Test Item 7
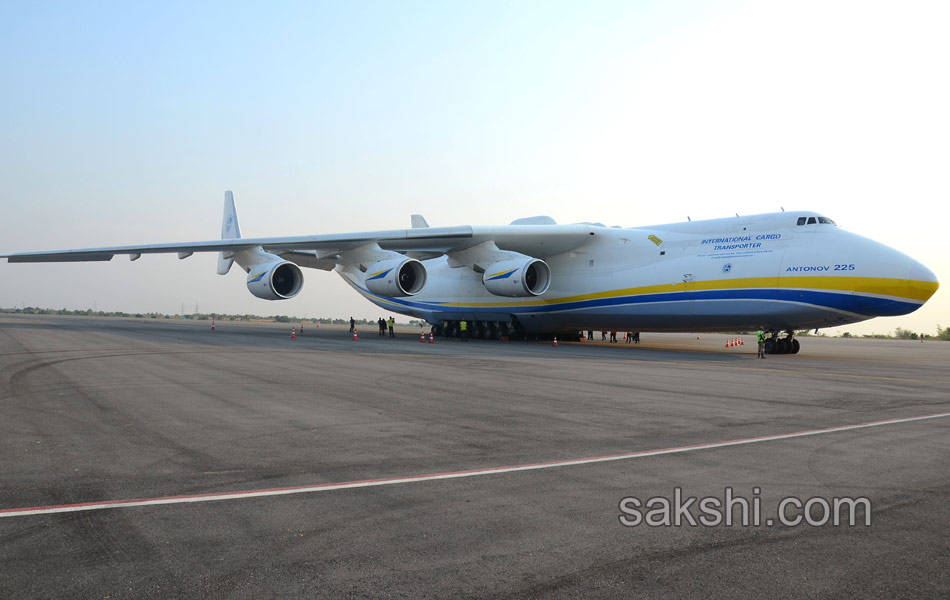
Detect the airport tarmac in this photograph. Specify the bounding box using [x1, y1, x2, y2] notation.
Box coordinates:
[1, 314, 948, 599]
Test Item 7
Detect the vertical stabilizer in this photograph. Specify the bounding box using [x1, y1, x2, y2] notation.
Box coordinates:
[217, 191, 242, 275]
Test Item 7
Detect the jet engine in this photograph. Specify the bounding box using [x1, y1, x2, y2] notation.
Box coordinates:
[246, 260, 304, 300]
[364, 258, 427, 296]
[482, 258, 551, 297]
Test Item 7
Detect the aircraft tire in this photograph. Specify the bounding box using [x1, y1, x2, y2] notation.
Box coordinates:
[791, 338, 801, 354]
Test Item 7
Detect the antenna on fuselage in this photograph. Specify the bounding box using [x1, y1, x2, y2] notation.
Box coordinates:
[687, 216, 691, 221]
[781, 207, 785, 212]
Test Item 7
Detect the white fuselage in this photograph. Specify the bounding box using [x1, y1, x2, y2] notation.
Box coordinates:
[340, 211, 938, 334]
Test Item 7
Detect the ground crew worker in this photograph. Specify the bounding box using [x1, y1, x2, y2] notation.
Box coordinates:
[388, 316, 395, 338]
[757, 330, 767, 359]
[349, 316, 355, 332]
[459, 320, 468, 341]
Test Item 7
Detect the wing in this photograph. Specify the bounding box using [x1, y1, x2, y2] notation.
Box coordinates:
[1, 225, 594, 265]
[1, 192, 594, 269]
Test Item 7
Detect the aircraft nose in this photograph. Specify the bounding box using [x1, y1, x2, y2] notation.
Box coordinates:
[908, 258, 939, 302]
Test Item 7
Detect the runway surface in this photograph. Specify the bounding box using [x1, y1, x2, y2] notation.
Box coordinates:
[1, 315, 948, 598]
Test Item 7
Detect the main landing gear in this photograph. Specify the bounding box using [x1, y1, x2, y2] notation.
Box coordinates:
[763, 330, 800, 355]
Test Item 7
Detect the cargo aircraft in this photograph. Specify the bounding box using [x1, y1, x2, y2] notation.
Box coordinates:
[1, 192, 938, 354]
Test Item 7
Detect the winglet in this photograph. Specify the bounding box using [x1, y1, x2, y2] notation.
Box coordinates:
[411, 214, 429, 229]
[217, 191, 242, 275]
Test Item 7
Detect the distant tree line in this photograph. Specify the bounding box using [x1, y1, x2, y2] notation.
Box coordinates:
[3, 307, 948, 338]
[0, 307, 410, 325]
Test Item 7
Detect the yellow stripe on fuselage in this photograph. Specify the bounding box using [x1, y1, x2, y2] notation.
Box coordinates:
[434, 276, 939, 308]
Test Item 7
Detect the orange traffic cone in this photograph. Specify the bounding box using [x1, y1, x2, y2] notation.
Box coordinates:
[317, 322, 320, 328]
[352, 329, 358, 341]
[211, 319, 215, 331]
[428, 333, 434, 344]
[553, 336, 558, 348]
[291, 327, 296, 339]
[739, 337, 744, 345]
[725, 339, 730, 348]
[300, 324, 304, 334]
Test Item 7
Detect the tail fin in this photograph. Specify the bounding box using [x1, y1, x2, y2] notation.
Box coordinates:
[217, 191, 242, 275]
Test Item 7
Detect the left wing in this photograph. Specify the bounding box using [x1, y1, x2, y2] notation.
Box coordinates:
[1, 193, 593, 266]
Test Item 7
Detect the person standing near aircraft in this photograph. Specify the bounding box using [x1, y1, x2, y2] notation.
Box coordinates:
[459, 320, 468, 341]
[349, 316, 355, 333]
[388, 316, 395, 338]
[378, 317, 386, 336]
[587, 329, 593, 341]
[757, 331, 767, 359]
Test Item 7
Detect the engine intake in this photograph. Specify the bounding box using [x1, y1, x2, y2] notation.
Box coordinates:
[246, 260, 304, 300]
[483, 258, 551, 297]
[365, 258, 427, 297]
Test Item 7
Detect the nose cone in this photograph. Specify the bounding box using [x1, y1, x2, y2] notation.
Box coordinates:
[908, 259, 939, 303]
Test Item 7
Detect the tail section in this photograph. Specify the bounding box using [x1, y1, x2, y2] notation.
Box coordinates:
[217, 191, 242, 275]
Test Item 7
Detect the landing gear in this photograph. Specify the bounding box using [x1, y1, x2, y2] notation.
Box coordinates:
[765, 330, 800, 355]
[437, 320, 511, 340]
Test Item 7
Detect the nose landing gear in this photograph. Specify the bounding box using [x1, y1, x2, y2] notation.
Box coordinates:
[764, 330, 801, 355]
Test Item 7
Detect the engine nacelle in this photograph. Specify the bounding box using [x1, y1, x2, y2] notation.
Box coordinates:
[483, 258, 551, 297]
[365, 258, 427, 297]
[246, 260, 304, 300]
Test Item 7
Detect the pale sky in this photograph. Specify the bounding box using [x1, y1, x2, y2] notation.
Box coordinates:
[1, 0, 947, 335]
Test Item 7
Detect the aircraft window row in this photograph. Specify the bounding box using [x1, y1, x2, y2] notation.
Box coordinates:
[796, 216, 837, 226]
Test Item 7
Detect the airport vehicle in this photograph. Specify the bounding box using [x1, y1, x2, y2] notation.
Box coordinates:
[1, 192, 938, 353]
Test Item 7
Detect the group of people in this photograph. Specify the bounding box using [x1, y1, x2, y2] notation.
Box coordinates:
[588, 330, 640, 343]
[348, 316, 395, 338]
[377, 316, 395, 337]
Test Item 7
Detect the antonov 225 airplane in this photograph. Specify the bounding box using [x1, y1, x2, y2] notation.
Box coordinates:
[1, 192, 939, 354]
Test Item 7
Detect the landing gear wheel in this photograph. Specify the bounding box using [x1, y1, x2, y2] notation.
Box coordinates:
[776, 339, 789, 354]
[764, 339, 776, 354]
[790, 338, 801, 354]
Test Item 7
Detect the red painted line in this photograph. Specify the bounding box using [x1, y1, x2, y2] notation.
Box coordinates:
[2, 411, 948, 518]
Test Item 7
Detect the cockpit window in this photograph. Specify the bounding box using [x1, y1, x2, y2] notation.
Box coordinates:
[807, 217, 816, 224]
[797, 217, 807, 226]
[818, 217, 836, 225]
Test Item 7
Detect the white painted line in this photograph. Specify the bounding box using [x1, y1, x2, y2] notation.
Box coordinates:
[3, 412, 948, 518]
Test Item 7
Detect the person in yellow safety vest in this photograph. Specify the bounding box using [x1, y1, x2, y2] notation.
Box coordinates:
[757, 330, 767, 359]
[388, 316, 395, 338]
[459, 320, 468, 342]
